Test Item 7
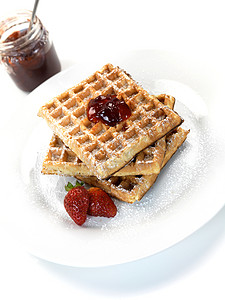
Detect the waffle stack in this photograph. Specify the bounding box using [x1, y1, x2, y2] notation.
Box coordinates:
[38, 64, 189, 203]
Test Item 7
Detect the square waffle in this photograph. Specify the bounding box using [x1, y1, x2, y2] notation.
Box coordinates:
[42, 94, 175, 177]
[76, 127, 190, 203]
[38, 64, 182, 179]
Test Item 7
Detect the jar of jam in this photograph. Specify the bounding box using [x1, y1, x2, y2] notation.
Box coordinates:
[0, 10, 61, 92]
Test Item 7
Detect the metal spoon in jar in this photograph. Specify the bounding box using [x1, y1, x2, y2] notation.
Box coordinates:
[28, 0, 40, 31]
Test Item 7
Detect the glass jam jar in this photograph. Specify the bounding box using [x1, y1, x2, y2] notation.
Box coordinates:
[0, 10, 61, 92]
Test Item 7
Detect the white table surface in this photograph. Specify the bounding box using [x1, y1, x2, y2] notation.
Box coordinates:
[1, 1, 225, 299]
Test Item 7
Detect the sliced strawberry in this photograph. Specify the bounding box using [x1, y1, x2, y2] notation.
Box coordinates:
[88, 187, 117, 218]
[64, 182, 90, 226]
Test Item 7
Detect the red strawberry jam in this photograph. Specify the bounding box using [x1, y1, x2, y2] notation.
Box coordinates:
[87, 95, 109, 123]
[87, 94, 131, 127]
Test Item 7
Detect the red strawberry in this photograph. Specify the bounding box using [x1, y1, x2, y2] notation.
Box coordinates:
[88, 187, 117, 218]
[64, 182, 90, 226]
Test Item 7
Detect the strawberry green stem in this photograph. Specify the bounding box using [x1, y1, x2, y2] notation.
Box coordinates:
[65, 181, 84, 192]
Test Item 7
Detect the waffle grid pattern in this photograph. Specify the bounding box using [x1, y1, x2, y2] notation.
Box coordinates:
[42, 94, 175, 177]
[38, 64, 182, 178]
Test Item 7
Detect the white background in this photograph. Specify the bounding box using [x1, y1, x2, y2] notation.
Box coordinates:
[0, 0, 225, 299]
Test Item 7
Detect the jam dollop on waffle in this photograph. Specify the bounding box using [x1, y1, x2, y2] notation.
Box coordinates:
[87, 94, 131, 127]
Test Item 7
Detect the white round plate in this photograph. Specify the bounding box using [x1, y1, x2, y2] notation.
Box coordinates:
[2, 49, 225, 267]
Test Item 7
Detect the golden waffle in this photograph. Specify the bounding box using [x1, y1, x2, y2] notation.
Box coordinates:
[38, 64, 182, 179]
[162, 127, 190, 168]
[42, 94, 175, 177]
[77, 127, 189, 203]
